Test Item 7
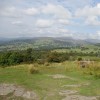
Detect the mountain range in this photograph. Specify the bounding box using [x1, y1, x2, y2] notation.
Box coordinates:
[0, 37, 100, 51]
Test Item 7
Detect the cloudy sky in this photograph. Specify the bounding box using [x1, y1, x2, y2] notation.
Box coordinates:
[0, 0, 100, 39]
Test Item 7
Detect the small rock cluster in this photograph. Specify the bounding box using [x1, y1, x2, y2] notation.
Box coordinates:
[0, 84, 38, 100]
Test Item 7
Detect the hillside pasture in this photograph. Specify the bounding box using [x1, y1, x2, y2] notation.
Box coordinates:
[0, 61, 100, 100]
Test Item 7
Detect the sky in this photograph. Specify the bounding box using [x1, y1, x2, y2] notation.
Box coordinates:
[0, 0, 100, 39]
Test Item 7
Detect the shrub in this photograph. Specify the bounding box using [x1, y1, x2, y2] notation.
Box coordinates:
[34, 63, 39, 67]
[77, 57, 82, 61]
[37, 59, 45, 64]
[44, 62, 50, 66]
[82, 62, 100, 78]
[28, 65, 39, 74]
[94, 73, 100, 78]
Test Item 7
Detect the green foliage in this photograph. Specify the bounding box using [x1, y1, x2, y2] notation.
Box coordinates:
[0, 47, 100, 67]
[47, 52, 69, 63]
[8, 52, 23, 65]
[78, 57, 83, 61]
[47, 52, 61, 63]
[0, 52, 23, 66]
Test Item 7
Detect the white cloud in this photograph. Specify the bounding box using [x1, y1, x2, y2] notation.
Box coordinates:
[11, 21, 22, 25]
[0, 0, 99, 39]
[57, 29, 73, 37]
[97, 31, 100, 36]
[42, 4, 72, 19]
[24, 8, 39, 16]
[76, 31, 100, 39]
[47, 28, 73, 37]
[28, 27, 73, 37]
[97, 3, 100, 8]
[0, 7, 18, 17]
[75, 3, 100, 25]
[36, 19, 54, 28]
[0, 7, 39, 17]
[85, 16, 100, 25]
[75, 4, 100, 17]
[58, 29, 69, 33]
[89, 31, 100, 39]
[58, 19, 71, 25]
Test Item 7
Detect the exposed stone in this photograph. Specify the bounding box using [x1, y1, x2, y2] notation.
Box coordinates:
[62, 95, 97, 100]
[59, 90, 97, 100]
[23, 91, 37, 99]
[62, 83, 90, 88]
[48, 74, 76, 80]
[0, 84, 38, 100]
[59, 90, 78, 96]
[14, 87, 25, 97]
[0, 84, 15, 95]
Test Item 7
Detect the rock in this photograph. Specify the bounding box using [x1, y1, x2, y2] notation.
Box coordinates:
[48, 74, 76, 80]
[59, 90, 97, 100]
[62, 83, 90, 88]
[62, 95, 97, 100]
[0, 84, 15, 95]
[0, 83, 38, 100]
[59, 90, 78, 96]
[14, 87, 25, 97]
[23, 91, 38, 100]
[51, 74, 67, 79]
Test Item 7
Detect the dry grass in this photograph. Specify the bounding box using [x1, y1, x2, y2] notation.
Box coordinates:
[28, 64, 39, 74]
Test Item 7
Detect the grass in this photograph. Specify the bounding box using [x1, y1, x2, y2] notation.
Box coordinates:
[0, 62, 100, 100]
[52, 46, 100, 54]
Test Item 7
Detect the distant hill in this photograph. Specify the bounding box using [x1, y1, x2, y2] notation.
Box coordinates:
[85, 39, 100, 44]
[0, 37, 99, 51]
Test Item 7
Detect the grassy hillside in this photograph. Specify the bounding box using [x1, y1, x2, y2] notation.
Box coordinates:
[0, 62, 100, 100]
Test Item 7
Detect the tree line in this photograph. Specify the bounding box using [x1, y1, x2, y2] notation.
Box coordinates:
[0, 48, 99, 67]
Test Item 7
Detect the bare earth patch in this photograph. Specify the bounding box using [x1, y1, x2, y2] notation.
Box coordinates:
[59, 90, 98, 100]
[0, 83, 38, 100]
[59, 90, 78, 96]
[62, 95, 97, 100]
[48, 74, 76, 80]
[62, 83, 90, 88]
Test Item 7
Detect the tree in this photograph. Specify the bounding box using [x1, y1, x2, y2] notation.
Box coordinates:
[23, 48, 33, 62]
[8, 52, 23, 65]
